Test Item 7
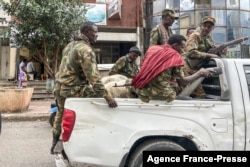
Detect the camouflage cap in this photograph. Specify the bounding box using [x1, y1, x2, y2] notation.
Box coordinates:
[162, 8, 179, 19]
[201, 16, 216, 25]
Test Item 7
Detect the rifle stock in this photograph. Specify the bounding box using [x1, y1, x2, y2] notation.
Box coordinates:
[187, 36, 250, 68]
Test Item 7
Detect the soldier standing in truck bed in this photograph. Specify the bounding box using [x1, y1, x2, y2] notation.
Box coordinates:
[184, 16, 220, 98]
[149, 8, 179, 47]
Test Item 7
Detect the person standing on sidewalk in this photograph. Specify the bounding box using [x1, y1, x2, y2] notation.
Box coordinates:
[51, 21, 118, 154]
[18, 64, 28, 88]
[27, 57, 38, 80]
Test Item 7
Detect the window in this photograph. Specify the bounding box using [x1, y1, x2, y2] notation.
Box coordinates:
[212, 27, 227, 44]
[211, 10, 226, 26]
[153, 0, 166, 14]
[226, 0, 239, 9]
[202, 60, 222, 99]
[195, 10, 211, 24]
[166, 0, 180, 9]
[179, 11, 195, 28]
[94, 42, 135, 64]
[195, 0, 211, 9]
[211, 0, 226, 8]
[240, 0, 250, 10]
[227, 10, 240, 27]
[241, 28, 250, 45]
[180, 0, 194, 11]
[240, 11, 250, 28]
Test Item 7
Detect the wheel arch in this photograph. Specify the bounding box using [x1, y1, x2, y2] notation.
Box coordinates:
[119, 135, 198, 167]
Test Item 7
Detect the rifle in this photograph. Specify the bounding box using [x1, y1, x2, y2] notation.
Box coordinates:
[112, 83, 132, 87]
[187, 36, 250, 68]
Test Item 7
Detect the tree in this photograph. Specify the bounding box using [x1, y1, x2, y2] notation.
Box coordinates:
[0, 0, 86, 79]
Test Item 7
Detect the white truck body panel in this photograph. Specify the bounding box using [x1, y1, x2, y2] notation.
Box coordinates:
[64, 98, 233, 166]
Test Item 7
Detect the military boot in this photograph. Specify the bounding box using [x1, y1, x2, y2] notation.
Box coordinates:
[50, 134, 60, 154]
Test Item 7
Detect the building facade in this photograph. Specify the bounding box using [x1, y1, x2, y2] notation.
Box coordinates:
[144, 0, 250, 58]
[89, 0, 143, 65]
[1, 0, 250, 80]
[0, 0, 144, 80]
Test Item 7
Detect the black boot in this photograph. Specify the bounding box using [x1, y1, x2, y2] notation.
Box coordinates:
[50, 134, 60, 154]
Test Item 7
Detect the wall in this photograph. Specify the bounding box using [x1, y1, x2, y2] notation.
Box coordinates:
[0, 46, 15, 80]
[87, 0, 142, 28]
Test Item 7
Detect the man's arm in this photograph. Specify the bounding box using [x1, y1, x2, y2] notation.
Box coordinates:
[178, 68, 215, 86]
[108, 57, 126, 76]
[149, 27, 160, 47]
[185, 34, 219, 60]
[80, 49, 117, 108]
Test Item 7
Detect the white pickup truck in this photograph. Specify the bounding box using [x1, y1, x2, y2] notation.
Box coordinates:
[57, 58, 250, 167]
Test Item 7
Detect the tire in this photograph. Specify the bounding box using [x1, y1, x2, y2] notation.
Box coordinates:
[127, 139, 185, 167]
[49, 112, 57, 127]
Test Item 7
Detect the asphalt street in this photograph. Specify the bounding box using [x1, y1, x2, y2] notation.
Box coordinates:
[0, 121, 56, 167]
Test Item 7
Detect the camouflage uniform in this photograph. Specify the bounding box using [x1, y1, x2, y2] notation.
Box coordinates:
[149, 24, 173, 47]
[52, 34, 112, 137]
[184, 29, 216, 98]
[109, 55, 139, 78]
[130, 66, 184, 103]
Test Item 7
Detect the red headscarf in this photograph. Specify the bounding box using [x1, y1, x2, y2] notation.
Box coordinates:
[132, 44, 184, 88]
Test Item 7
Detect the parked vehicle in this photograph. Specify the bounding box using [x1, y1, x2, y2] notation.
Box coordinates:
[56, 58, 250, 167]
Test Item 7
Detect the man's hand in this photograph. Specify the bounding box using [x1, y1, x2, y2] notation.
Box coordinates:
[106, 98, 118, 108]
[199, 68, 215, 77]
[221, 47, 227, 55]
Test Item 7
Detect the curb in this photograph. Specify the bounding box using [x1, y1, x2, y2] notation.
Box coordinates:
[2, 113, 50, 122]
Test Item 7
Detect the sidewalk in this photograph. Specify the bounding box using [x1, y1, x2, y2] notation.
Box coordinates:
[2, 100, 54, 122]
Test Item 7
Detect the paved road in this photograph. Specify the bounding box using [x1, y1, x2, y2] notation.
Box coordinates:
[0, 121, 56, 167]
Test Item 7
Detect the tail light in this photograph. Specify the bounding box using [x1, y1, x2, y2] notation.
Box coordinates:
[62, 108, 76, 142]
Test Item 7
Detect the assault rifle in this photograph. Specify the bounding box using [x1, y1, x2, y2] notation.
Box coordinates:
[187, 36, 250, 68]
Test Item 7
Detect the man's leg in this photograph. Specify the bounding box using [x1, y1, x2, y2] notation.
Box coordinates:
[33, 71, 38, 80]
[51, 96, 65, 154]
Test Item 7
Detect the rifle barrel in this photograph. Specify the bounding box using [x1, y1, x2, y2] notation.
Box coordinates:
[224, 36, 249, 46]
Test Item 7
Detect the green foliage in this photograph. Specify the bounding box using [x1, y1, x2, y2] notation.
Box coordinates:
[0, 0, 86, 77]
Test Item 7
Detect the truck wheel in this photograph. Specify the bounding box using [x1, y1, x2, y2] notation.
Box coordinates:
[127, 139, 185, 167]
[49, 112, 56, 127]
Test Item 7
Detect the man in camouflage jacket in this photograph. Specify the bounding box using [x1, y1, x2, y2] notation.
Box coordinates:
[109, 46, 141, 78]
[130, 35, 214, 103]
[50, 21, 117, 154]
[184, 16, 220, 98]
[149, 8, 179, 47]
